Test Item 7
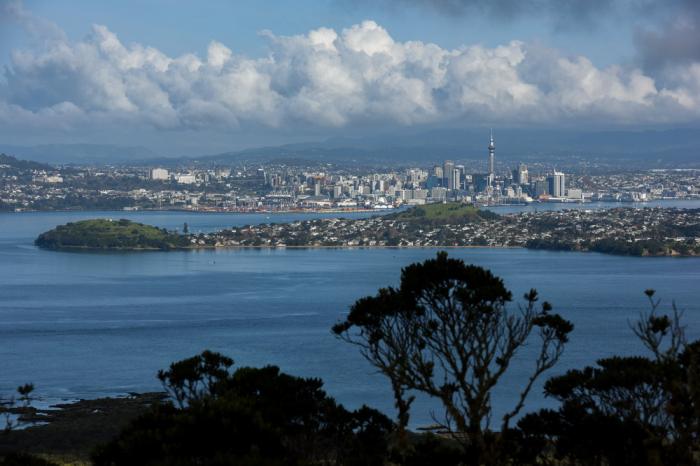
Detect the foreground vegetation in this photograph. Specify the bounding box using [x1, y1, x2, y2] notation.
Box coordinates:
[2, 252, 699, 465]
[35, 219, 192, 251]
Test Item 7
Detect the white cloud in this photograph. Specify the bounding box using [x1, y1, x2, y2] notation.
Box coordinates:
[1, 19, 700, 133]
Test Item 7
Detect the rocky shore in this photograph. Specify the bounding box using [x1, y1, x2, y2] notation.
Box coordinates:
[0, 393, 166, 463]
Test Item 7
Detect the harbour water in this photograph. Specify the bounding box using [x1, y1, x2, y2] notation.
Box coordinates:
[0, 201, 699, 428]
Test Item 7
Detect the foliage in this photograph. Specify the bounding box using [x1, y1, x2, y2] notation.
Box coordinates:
[333, 251, 573, 463]
[515, 290, 700, 465]
[93, 351, 393, 466]
[0, 153, 52, 171]
[156, 350, 234, 408]
[385, 202, 499, 225]
[0, 384, 34, 432]
[35, 219, 192, 251]
[526, 237, 700, 256]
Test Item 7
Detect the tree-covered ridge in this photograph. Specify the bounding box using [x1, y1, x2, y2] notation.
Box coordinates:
[0, 153, 53, 171]
[34, 219, 192, 251]
[385, 202, 499, 224]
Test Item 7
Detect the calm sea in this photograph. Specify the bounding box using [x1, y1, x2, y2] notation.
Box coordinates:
[1, 200, 699, 428]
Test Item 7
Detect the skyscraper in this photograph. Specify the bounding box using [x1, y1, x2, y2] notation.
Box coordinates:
[448, 168, 460, 191]
[443, 160, 454, 187]
[547, 171, 566, 198]
[512, 163, 528, 185]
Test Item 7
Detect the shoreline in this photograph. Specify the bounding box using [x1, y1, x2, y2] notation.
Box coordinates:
[37, 244, 698, 257]
[0, 392, 167, 461]
[5, 198, 700, 215]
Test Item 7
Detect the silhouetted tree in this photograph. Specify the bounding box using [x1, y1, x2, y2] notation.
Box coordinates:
[156, 350, 233, 408]
[332, 252, 573, 463]
[94, 351, 393, 466]
[1, 384, 34, 433]
[516, 290, 700, 465]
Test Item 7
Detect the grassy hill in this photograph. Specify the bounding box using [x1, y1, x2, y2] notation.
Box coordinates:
[35, 219, 192, 251]
[386, 202, 499, 225]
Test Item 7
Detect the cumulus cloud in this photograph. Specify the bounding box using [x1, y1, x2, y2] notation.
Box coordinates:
[634, 0, 700, 73]
[1, 16, 700, 133]
[1, 0, 66, 43]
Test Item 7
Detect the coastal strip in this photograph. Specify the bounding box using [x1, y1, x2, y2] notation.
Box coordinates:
[35, 204, 700, 257]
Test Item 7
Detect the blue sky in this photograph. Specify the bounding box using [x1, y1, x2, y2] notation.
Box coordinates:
[0, 0, 698, 154]
[2, 0, 637, 67]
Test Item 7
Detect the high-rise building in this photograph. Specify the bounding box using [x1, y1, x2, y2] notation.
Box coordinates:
[513, 163, 528, 185]
[433, 165, 443, 180]
[314, 182, 321, 196]
[488, 130, 495, 183]
[547, 172, 566, 198]
[473, 174, 489, 193]
[532, 179, 549, 197]
[443, 160, 454, 187]
[448, 168, 460, 191]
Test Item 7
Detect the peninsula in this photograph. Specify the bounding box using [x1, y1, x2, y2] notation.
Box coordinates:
[35, 204, 700, 256]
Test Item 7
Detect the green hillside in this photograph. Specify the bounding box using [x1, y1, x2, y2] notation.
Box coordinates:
[35, 219, 192, 251]
[386, 202, 499, 224]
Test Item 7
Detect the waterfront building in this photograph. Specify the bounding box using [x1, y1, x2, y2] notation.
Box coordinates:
[567, 188, 583, 200]
[533, 179, 549, 197]
[548, 172, 566, 198]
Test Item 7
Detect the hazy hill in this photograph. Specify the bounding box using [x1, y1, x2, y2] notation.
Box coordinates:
[193, 128, 700, 168]
[0, 153, 53, 171]
[385, 202, 500, 225]
[0, 144, 160, 165]
[2, 128, 698, 167]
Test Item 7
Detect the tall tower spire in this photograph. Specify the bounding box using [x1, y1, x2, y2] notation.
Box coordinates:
[488, 129, 495, 185]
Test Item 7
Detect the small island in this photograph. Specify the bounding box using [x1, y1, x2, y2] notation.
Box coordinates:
[35, 219, 193, 251]
[35, 205, 700, 256]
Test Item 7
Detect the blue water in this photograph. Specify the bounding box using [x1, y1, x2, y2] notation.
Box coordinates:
[0, 204, 699, 429]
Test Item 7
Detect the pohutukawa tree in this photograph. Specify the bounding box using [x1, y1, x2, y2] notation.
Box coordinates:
[332, 252, 573, 460]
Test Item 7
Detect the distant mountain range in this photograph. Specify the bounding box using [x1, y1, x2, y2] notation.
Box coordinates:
[187, 128, 700, 168]
[1, 128, 699, 167]
[0, 144, 160, 165]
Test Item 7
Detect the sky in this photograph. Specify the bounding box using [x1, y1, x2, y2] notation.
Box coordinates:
[0, 0, 699, 155]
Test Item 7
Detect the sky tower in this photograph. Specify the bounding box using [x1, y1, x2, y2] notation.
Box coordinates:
[488, 129, 495, 185]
